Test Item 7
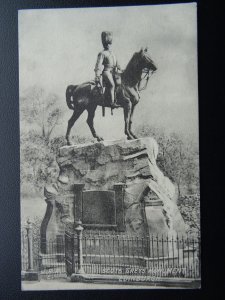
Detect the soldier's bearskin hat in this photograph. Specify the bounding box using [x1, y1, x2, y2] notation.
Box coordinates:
[101, 31, 113, 48]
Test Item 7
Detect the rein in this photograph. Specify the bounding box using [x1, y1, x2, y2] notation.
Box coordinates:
[138, 69, 154, 91]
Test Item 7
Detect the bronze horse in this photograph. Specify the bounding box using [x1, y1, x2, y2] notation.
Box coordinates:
[65, 48, 157, 145]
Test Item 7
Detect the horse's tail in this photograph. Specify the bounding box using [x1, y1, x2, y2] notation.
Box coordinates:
[66, 85, 77, 110]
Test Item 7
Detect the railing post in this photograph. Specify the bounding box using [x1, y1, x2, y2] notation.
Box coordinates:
[198, 234, 201, 279]
[26, 219, 34, 271]
[21, 219, 39, 281]
[75, 220, 85, 274]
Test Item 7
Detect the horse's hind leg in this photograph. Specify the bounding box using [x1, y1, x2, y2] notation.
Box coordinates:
[66, 109, 84, 145]
[87, 106, 104, 142]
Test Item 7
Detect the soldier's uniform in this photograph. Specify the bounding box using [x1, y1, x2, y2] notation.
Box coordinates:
[95, 31, 121, 108]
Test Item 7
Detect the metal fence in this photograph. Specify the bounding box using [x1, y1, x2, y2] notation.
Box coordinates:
[21, 221, 66, 279]
[65, 225, 200, 279]
[22, 220, 200, 280]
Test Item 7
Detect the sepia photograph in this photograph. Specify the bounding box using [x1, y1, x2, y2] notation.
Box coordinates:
[19, 2, 200, 290]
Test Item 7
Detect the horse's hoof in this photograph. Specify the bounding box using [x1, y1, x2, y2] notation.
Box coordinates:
[66, 140, 72, 146]
[97, 137, 104, 142]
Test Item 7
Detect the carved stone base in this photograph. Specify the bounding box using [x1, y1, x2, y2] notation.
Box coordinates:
[40, 137, 186, 250]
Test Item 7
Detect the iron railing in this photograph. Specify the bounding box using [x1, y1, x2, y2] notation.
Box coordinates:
[66, 229, 200, 279]
[22, 221, 200, 280]
[21, 221, 66, 279]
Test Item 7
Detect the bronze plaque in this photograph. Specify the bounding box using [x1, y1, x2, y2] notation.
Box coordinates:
[82, 191, 116, 225]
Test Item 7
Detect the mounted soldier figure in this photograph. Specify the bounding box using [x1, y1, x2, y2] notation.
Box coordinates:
[65, 31, 157, 145]
[94, 31, 122, 109]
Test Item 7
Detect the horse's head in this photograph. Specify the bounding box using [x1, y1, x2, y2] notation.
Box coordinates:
[137, 47, 157, 72]
[123, 47, 157, 87]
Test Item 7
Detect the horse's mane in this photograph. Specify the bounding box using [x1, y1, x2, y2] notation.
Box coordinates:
[122, 52, 142, 87]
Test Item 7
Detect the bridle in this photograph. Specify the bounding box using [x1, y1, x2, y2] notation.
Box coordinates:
[138, 68, 155, 92]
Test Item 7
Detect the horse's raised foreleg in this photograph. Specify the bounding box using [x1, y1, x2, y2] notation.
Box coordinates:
[66, 109, 84, 145]
[123, 100, 134, 140]
[87, 106, 104, 142]
[129, 103, 138, 139]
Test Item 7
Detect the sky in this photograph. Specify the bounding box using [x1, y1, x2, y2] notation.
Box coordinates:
[19, 3, 198, 142]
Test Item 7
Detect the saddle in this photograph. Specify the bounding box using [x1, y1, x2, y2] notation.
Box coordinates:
[82, 73, 122, 116]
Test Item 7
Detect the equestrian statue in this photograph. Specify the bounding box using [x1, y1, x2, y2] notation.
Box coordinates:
[65, 31, 157, 145]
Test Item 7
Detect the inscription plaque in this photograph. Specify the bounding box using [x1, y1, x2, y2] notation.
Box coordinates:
[74, 184, 125, 230]
[82, 191, 116, 225]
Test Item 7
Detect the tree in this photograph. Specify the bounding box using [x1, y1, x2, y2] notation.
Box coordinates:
[20, 131, 60, 194]
[20, 131, 90, 194]
[20, 86, 63, 143]
[136, 125, 199, 197]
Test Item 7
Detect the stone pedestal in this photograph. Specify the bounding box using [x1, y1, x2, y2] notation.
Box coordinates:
[40, 137, 186, 252]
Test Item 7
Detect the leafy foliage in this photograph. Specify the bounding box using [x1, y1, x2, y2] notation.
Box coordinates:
[20, 86, 63, 142]
[20, 131, 60, 193]
[178, 194, 200, 237]
[20, 131, 89, 194]
[136, 125, 199, 197]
